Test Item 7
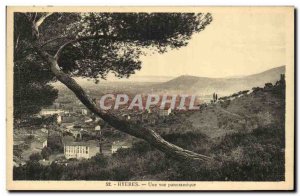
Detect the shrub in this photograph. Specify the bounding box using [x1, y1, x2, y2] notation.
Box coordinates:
[220, 100, 230, 108]
[131, 141, 152, 154]
[29, 152, 42, 161]
[91, 153, 108, 167]
[112, 167, 134, 181]
[41, 147, 52, 160]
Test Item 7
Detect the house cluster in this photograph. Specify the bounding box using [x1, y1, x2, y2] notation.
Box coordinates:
[59, 113, 102, 140]
[113, 106, 173, 125]
[25, 96, 173, 162]
[39, 100, 103, 139]
[13, 128, 48, 166]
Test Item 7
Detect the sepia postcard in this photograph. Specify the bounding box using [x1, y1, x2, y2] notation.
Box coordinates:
[6, 6, 294, 191]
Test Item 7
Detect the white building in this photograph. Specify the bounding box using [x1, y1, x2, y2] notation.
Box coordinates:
[111, 141, 131, 154]
[83, 118, 92, 124]
[42, 140, 47, 148]
[81, 109, 88, 115]
[94, 117, 101, 122]
[95, 125, 101, 131]
[30, 138, 47, 151]
[146, 108, 152, 113]
[64, 140, 99, 159]
[57, 114, 62, 125]
[40, 108, 65, 116]
[159, 108, 172, 116]
[122, 114, 131, 120]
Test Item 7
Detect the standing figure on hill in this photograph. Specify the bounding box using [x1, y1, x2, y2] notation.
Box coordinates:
[212, 93, 218, 103]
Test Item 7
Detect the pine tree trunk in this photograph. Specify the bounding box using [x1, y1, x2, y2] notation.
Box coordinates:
[39, 50, 212, 162]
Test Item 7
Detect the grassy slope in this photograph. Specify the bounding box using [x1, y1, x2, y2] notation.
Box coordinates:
[187, 86, 285, 138]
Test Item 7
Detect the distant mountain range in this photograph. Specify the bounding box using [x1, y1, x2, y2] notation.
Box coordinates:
[151, 66, 285, 96]
[104, 75, 174, 83]
[53, 66, 285, 97]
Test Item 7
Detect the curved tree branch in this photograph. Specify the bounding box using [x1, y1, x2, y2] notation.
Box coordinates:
[40, 36, 70, 48]
[37, 48, 212, 162]
[54, 35, 117, 59]
[35, 12, 53, 28]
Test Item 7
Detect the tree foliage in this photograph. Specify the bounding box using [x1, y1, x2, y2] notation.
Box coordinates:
[14, 13, 58, 119]
[14, 12, 212, 118]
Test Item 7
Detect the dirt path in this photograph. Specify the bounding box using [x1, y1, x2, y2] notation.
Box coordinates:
[218, 107, 243, 118]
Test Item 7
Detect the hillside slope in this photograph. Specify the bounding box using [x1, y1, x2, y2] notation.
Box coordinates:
[187, 77, 285, 138]
[154, 66, 285, 95]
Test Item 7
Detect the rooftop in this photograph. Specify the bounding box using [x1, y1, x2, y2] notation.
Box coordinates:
[64, 140, 99, 147]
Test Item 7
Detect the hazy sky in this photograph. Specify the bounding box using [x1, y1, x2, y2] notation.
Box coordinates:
[120, 9, 288, 79]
